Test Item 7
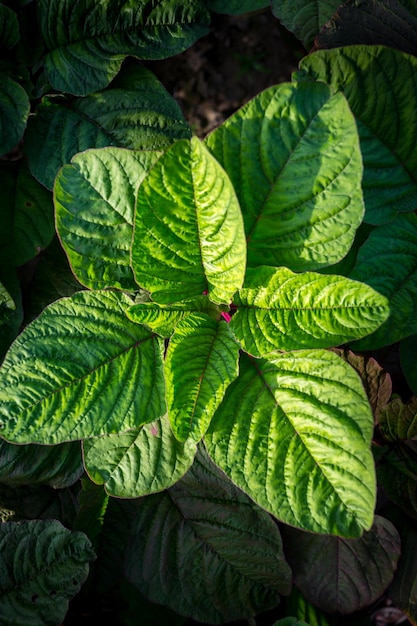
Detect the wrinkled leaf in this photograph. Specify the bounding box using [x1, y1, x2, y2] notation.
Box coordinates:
[231, 266, 389, 355]
[0, 290, 166, 444]
[282, 516, 401, 614]
[379, 396, 417, 442]
[0, 73, 29, 156]
[132, 137, 246, 304]
[205, 350, 376, 537]
[83, 414, 197, 498]
[206, 80, 364, 271]
[125, 448, 291, 624]
[55, 147, 161, 290]
[271, 0, 341, 49]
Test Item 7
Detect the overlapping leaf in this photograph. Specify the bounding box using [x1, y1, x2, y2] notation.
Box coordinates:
[0, 290, 166, 444]
[350, 213, 417, 349]
[25, 63, 191, 190]
[300, 46, 417, 224]
[230, 266, 389, 355]
[271, 0, 341, 49]
[83, 414, 197, 498]
[206, 81, 364, 271]
[388, 511, 417, 622]
[0, 519, 95, 626]
[38, 0, 210, 95]
[205, 350, 376, 537]
[55, 147, 161, 290]
[0, 4, 20, 49]
[132, 137, 246, 304]
[165, 313, 240, 442]
[125, 448, 291, 623]
[0, 73, 29, 156]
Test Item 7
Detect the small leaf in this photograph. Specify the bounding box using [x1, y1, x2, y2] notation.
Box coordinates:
[0, 73, 30, 157]
[83, 414, 197, 498]
[125, 448, 291, 624]
[0, 290, 166, 444]
[282, 516, 401, 614]
[285, 587, 332, 626]
[55, 148, 161, 290]
[165, 313, 240, 442]
[0, 519, 95, 626]
[231, 266, 389, 355]
[388, 509, 417, 622]
[206, 81, 364, 271]
[271, 0, 341, 49]
[205, 350, 376, 537]
[132, 137, 246, 304]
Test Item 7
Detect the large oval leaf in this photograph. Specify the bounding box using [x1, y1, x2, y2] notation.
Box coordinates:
[206, 80, 364, 271]
[55, 147, 161, 290]
[205, 350, 376, 537]
[282, 516, 401, 614]
[0, 73, 29, 157]
[300, 46, 417, 224]
[231, 266, 389, 355]
[0, 5, 20, 50]
[83, 414, 197, 498]
[125, 448, 292, 623]
[0, 290, 166, 444]
[349, 213, 417, 349]
[132, 137, 246, 304]
[165, 313, 240, 442]
[26, 63, 191, 190]
[38, 0, 210, 95]
[0, 519, 95, 626]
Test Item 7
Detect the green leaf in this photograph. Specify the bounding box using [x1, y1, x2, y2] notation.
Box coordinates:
[205, 350, 376, 537]
[400, 335, 417, 396]
[125, 448, 291, 624]
[73, 479, 109, 549]
[0, 271, 23, 361]
[379, 396, 417, 442]
[0, 4, 20, 49]
[282, 516, 401, 614]
[300, 46, 417, 225]
[285, 587, 332, 626]
[314, 0, 417, 57]
[203, 0, 269, 14]
[0, 280, 15, 325]
[38, 0, 210, 95]
[165, 313, 240, 442]
[0, 73, 29, 156]
[25, 62, 191, 190]
[132, 137, 246, 304]
[0, 440, 83, 488]
[0, 290, 166, 444]
[127, 295, 226, 337]
[271, 0, 341, 49]
[206, 81, 364, 271]
[387, 509, 417, 622]
[0, 519, 95, 626]
[349, 213, 417, 350]
[377, 440, 417, 520]
[273, 620, 309, 626]
[83, 414, 197, 498]
[55, 147, 161, 290]
[231, 266, 389, 355]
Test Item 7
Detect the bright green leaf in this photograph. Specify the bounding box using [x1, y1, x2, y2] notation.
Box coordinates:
[125, 448, 291, 624]
[165, 313, 240, 442]
[55, 147, 161, 290]
[38, 0, 210, 95]
[0, 290, 166, 444]
[25, 62, 191, 190]
[83, 414, 197, 498]
[0, 73, 29, 157]
[271, 0, 341, 49]
[132, 137, 246, 304]
[205, 350, 376, 537]
[0, 519, 95, 626]
[300, 46, 417, 224]
[206, 81, 364, 271]
[231, 266, 389, 355]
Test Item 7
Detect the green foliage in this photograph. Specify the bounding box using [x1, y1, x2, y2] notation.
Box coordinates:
[0, 0, 417, 624]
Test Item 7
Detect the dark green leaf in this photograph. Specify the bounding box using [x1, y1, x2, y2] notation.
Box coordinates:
[387, 510, 417, 622]
[0, 73, 29, 157]
[203, 0, 269, 14]
[0, 4, 20, 49]
[271, 0, 341, 49]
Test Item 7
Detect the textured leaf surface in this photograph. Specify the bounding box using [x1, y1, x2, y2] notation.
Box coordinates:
[125, 448, 291, 623]
[0, 290, 165, 444]
[0, 519, 95, 626]
[300, 46, 417, 224]
[271, 0, 341, 48]
[26, 63, 191, 190]
[0, 73, 29, 156]
[206, 81, 363, 271]
[132, 137, 246, 304]
[282, 516, 401, 614]
[231, 266, 389, 355]
[38, 0, 210, 95]
[205, 351, 376, 536]
[165, 313, 239, 441]
[0, 4, 20, 49]
[83, 414, 197, 498]
[350, 213, 417, 350]
[55, 148, 161, 290]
